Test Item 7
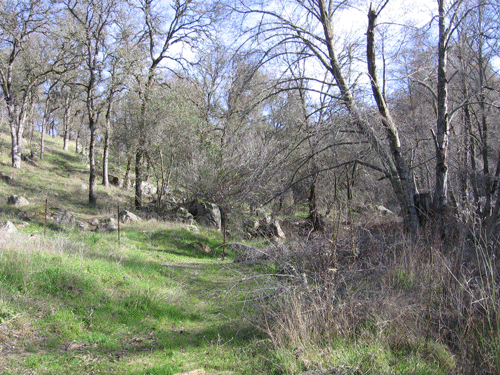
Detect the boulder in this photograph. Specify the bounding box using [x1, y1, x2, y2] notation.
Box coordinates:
[140, 181, 157, 197]
[189, 200, 221, 230]
[258, 219, 286, 240]
[97, 218, 118, 232]
[175, 207, 194, 224]
[18, 211, 31, 221]
[52, 209, 75, 225]
[76, 220, 91, 231]
[246, 217, 260, 234]
[0, 221, 17, 234]
[109, 175, 121, 187]
[7, 195, 29, 207]
[0, 172, 13, 183]
[375, 205, 394, 216]
[119, 210, 140, 223]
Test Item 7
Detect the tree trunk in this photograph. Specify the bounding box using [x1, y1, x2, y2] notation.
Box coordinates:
[124, 154, 133, 189]
[135, 147, 145, 209]
[88, 119, 97, 206]
[75, 131, 80, 154]
[40, 122, 45, 160]
[7, 98, 25, 169]
[317, 1, 411, 232]
[40, 103, 51, 160]
[10, 125, 22, 169]
[434, 0, 450, 213]
[63, 99, 71, 152]
[102, 117, 110, 187]
[308, 176, 323, 232]
[367, 4, 419, 233]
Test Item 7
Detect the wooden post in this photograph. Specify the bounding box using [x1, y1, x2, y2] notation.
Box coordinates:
[44, 196, 48, 236]
[222, 207, 226, 260]
[117, 204, 121, 246]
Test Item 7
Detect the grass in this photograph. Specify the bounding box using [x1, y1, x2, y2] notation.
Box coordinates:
[0, 129, 497, 374]
[0, 224, 265, 374]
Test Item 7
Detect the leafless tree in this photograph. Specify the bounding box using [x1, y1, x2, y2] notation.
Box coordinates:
[0, 0, 71, 168]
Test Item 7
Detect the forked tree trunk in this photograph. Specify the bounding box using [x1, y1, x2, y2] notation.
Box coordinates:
[316, 0, 420, 233]
[367, 3, 419, 233]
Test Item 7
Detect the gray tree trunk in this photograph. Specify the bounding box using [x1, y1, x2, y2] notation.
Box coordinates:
[367, 4, 419, 233]
[434, 0, 450, 212]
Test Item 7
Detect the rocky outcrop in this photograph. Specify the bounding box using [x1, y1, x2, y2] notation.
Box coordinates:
[96, 218, 118, 232]
[189, 200, 221, 230]
[258, 219, 286, 241]
[140, 181, 157, 197]
[175, 207, 194, 224]
[119, 210, 140, 223]
[52, 209, 75, 226]
[0, 172, 13, 183]
[7, 195, 29, 207]
[0, 221, 17, 234]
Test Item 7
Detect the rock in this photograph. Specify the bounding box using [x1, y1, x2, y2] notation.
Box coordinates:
[258, 219, 286, 240]
[7, 195, 29, 207]
[176, 207, 194, 224]
[119, 210, 140, 223]
[189, 200, 221, 231]
[375, 205, 394, 216]
[52, 209, 75, 225]
[0, 221, 17, 234]
[18, 211, 31, 221]
[76, 220, 91, 231]
[0, 172, 13, 183]
[80, 184, 88, 191]
[97, 218, 118, 232]
[234, 246, 269, 263]
[227, 242, 255, 254]
[185, 225, 200, 234]
[140, 181, 157, 196]
[109, 175, 121, 187]
[245, 217, 260, 236]
[90, 218, 100, 226]
[194, 243, 211, 253]
[270, 220, 286, 239]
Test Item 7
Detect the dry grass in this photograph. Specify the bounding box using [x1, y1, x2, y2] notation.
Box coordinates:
[236, 211, 500, 374]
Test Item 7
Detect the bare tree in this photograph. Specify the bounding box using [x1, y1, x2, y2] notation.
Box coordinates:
[234, 0, 420, 232]
[61, 0, 118, 205]
[0, 0, 69, 168]
[130, 0, 222, 209]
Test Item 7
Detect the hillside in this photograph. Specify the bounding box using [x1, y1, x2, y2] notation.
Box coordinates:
[0, 134, 258, 374]
[0, 133, 498, 375]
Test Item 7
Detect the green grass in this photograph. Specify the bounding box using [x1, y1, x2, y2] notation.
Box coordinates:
[0, 223, 265, 374]
[0, 129, 462, 374]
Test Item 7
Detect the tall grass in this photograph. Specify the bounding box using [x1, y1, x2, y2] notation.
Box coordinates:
[240, 212, 500, 374]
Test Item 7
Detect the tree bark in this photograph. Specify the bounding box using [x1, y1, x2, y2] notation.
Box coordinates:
[135, 147, 145, 209]
[367, 3, 419, 233]
[124, 154, 133, 189]
[434, 0, 450, 212]
[89, 118, 97, 206]
[63, 96, 71, 152]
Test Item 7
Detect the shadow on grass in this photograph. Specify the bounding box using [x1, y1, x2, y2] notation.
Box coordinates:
[46, 150, 85, 176]
[147, 229, 235, 259]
